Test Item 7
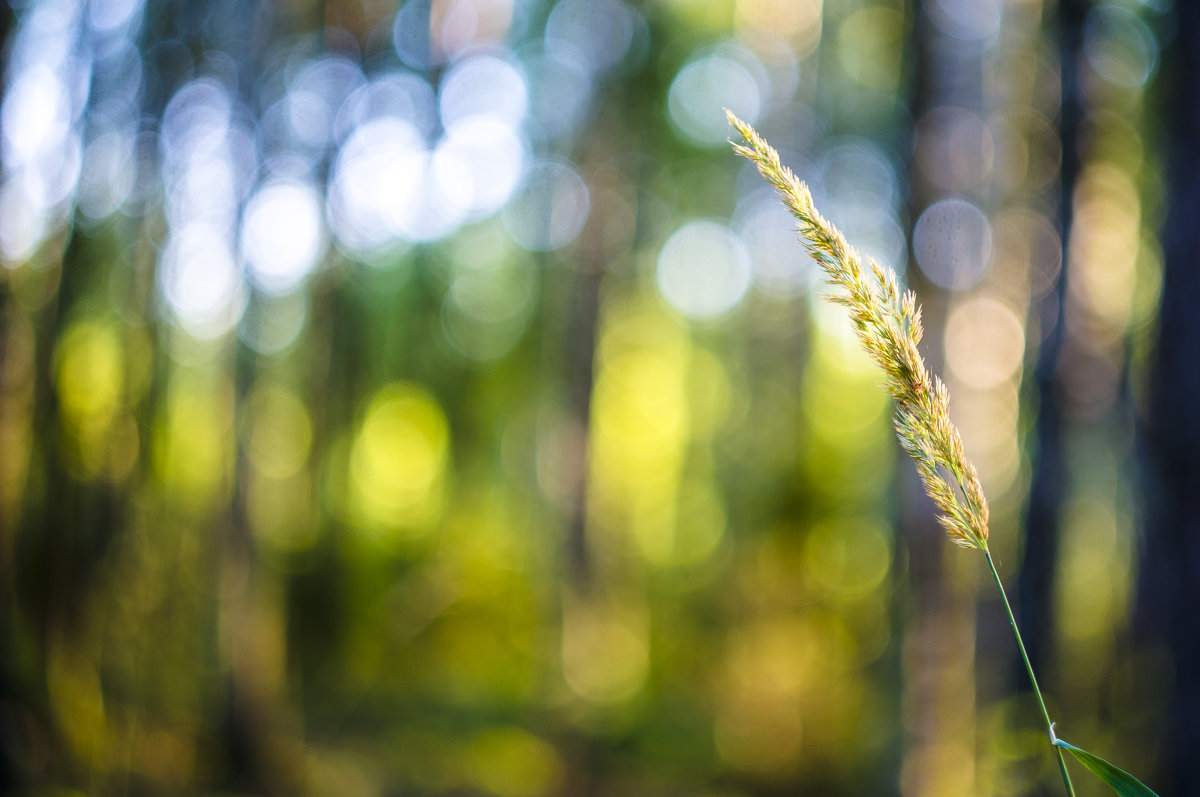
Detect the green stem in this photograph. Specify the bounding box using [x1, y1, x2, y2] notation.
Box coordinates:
[983, 548, 1076, 797]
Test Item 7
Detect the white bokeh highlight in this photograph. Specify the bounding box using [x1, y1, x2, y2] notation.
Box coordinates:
[241, 179, 328, 294]
[668, 51, 761, 147]
[159, 222, 246, 339]
[657, 221, 751, 320]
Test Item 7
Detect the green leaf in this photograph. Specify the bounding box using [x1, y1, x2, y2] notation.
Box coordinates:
[1053, 738, 1158, 797]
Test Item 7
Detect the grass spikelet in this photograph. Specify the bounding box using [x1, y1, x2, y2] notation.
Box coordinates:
[726, 110, 989, 551]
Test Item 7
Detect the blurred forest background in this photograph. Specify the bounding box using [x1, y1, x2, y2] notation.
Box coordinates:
[0, 0, 1194, 795]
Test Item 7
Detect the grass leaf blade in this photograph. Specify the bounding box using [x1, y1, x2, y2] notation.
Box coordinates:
[1053, 738, 1158, 797]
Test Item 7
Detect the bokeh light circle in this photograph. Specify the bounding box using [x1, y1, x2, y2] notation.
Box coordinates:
[668, 52, 761, 147]
[1, 63, 70, 168]
[0, 178, 48, 264]
[442, 260, 538, 362]
[286, 55, 364, 152]
[945, 297, 1026, 389]
[522, 47, 592, 140]
[439, 54, 527, 128]
[393, 0, 441, 69]
[1084, 6, 1158, 90]
[327, 116, 426, 257]
[913, 198, 992, 290]
[657, 221, 751, 320]
[434, 115, 527, 222]
[159, 223, 246, 338]
[87, 0, 143, 35]
[241, 179, 327, 295]
[915, 106, 995, 192]
[502, 160, 590, 252]
[734, 189, 818, 298]
[544, 0, 635, 75]
[816, 139, 898, 216]
[335, 71, 437, 143]
[78, 127, 137, 220]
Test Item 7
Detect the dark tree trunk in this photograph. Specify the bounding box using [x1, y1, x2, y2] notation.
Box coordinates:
[1016, 0, 1085, 688]
[1135, 0, 1200, 792]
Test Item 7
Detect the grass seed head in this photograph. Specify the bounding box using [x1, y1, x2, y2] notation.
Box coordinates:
[727, 110, 989, 550]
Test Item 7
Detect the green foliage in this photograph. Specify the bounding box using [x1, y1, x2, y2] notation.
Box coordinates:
[1054, 737, 1159, 797]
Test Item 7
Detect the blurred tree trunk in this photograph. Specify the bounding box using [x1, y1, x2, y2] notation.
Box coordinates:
[562, 254, 602, 586]
[1016, 0, 1084, 691]
[554, 94, 627, 797]
[1135, 0, 1200, 791]
[899, 2, 979, 793]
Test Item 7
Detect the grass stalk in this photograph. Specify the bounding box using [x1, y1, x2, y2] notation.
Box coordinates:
[727, 110, 1078, 796]
[984, 550, 1076, 796]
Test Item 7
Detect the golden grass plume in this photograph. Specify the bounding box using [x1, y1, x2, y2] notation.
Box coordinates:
[727, 110, 989, 550]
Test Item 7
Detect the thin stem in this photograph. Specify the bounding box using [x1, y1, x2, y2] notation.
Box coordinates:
[984, 548, 1076, 797]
